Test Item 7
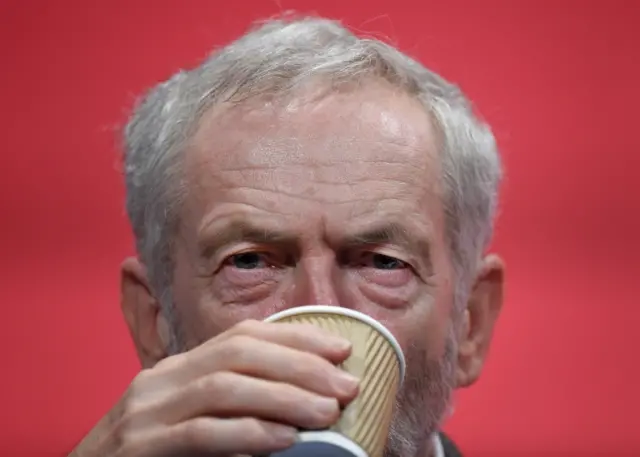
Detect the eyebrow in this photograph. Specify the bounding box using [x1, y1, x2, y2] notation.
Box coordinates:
[344, 222, 433, 272]
[198, 219, 432, 263]
[198, 220, 297, 259]
[343, 222, 428, 253]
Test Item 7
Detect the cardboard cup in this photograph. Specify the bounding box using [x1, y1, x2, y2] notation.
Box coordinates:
[265, 306, 405, 457]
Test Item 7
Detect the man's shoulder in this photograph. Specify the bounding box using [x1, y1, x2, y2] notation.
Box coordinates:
[439, 431, 463, 457]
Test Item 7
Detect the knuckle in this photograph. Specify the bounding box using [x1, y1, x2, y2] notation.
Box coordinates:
[122, 371, 153, 415]
[118, 368, 166, 430]
[111, 411, 146, 452]
[128, 369, 154, 395]
[232, 319, 262, 335]
[117, 398, 147, 433]
[237, 418, 269, 444]
[219, 334, 254, 359]
[181, 418, 211, 448]
[154, 352, 184, 372]
[193, 371, 236, 398]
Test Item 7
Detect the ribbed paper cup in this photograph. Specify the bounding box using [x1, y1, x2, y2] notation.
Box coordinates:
[265, 306, 405, 457]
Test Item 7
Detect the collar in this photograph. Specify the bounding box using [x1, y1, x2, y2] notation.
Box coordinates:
[432, 433, 445, 457]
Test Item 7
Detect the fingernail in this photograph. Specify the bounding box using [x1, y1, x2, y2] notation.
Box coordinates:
[333, 370, 359, 394]
[313, 396, 339, 418]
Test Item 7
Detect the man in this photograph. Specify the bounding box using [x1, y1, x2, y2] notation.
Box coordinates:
[70, 15, 504, 457]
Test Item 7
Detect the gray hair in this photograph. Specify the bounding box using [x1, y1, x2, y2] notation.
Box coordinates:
[123, 16, 502, 320]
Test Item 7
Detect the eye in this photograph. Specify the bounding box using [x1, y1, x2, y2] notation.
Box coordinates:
[350, 251, 413, 289]
[227, 252, 268, 270]
[358, 252, 408, 270]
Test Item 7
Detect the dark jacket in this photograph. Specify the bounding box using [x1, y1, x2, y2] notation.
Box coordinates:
[440, 432, 463, 457]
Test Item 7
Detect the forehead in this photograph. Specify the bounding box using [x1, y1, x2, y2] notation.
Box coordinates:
[183, 83, 444, 238]
[192, 84, 438, 169]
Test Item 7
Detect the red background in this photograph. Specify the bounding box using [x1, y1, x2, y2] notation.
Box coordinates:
[2, 1, 639, 456]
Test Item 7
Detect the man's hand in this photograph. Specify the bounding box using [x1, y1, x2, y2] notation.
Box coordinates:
[68, 320, 358, 457]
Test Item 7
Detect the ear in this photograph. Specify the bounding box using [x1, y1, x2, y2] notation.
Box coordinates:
[120, 257, 170, 368]
[456, 253, 505, 388]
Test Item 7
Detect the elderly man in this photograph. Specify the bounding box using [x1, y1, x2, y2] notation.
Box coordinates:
[70, 15, 504, 457]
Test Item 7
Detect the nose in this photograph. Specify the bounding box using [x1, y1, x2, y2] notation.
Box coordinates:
[288, 253, 341, 307]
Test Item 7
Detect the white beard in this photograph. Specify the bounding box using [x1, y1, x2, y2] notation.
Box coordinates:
[384, 334, 457, 457]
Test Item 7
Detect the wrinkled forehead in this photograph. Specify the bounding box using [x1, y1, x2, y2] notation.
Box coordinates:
[186, 83, 442, 181]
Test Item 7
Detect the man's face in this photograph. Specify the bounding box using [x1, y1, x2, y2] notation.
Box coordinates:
[165, 82, 458, 456]
[175, 84, 455, 350]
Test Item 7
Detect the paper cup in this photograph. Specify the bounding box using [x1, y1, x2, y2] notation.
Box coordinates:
[265, 306, 405, 457]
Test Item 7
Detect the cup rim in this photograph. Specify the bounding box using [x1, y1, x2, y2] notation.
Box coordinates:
[264, 305, 405, 384]
[295, 430, 368, 457]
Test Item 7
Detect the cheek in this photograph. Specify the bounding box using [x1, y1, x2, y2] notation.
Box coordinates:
[193, 275, 290, 338]
[212, 267, 287, 305]
[385, 306, 447, 361]
[347, 269, 419, 310]
[363, 307, 432, 364]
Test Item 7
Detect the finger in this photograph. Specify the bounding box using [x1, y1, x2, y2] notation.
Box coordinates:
[166, 371, 341, 430]
[212, 335, 359, 401]
[162, 319, 354, 384]
[138, 418, 297, 457]
[217, 319, 352, 363]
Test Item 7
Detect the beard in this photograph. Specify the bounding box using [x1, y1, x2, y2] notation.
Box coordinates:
[384, 329, 457, 457]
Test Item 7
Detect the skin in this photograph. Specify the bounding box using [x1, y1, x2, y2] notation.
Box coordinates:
[70, 81, 504, 457]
